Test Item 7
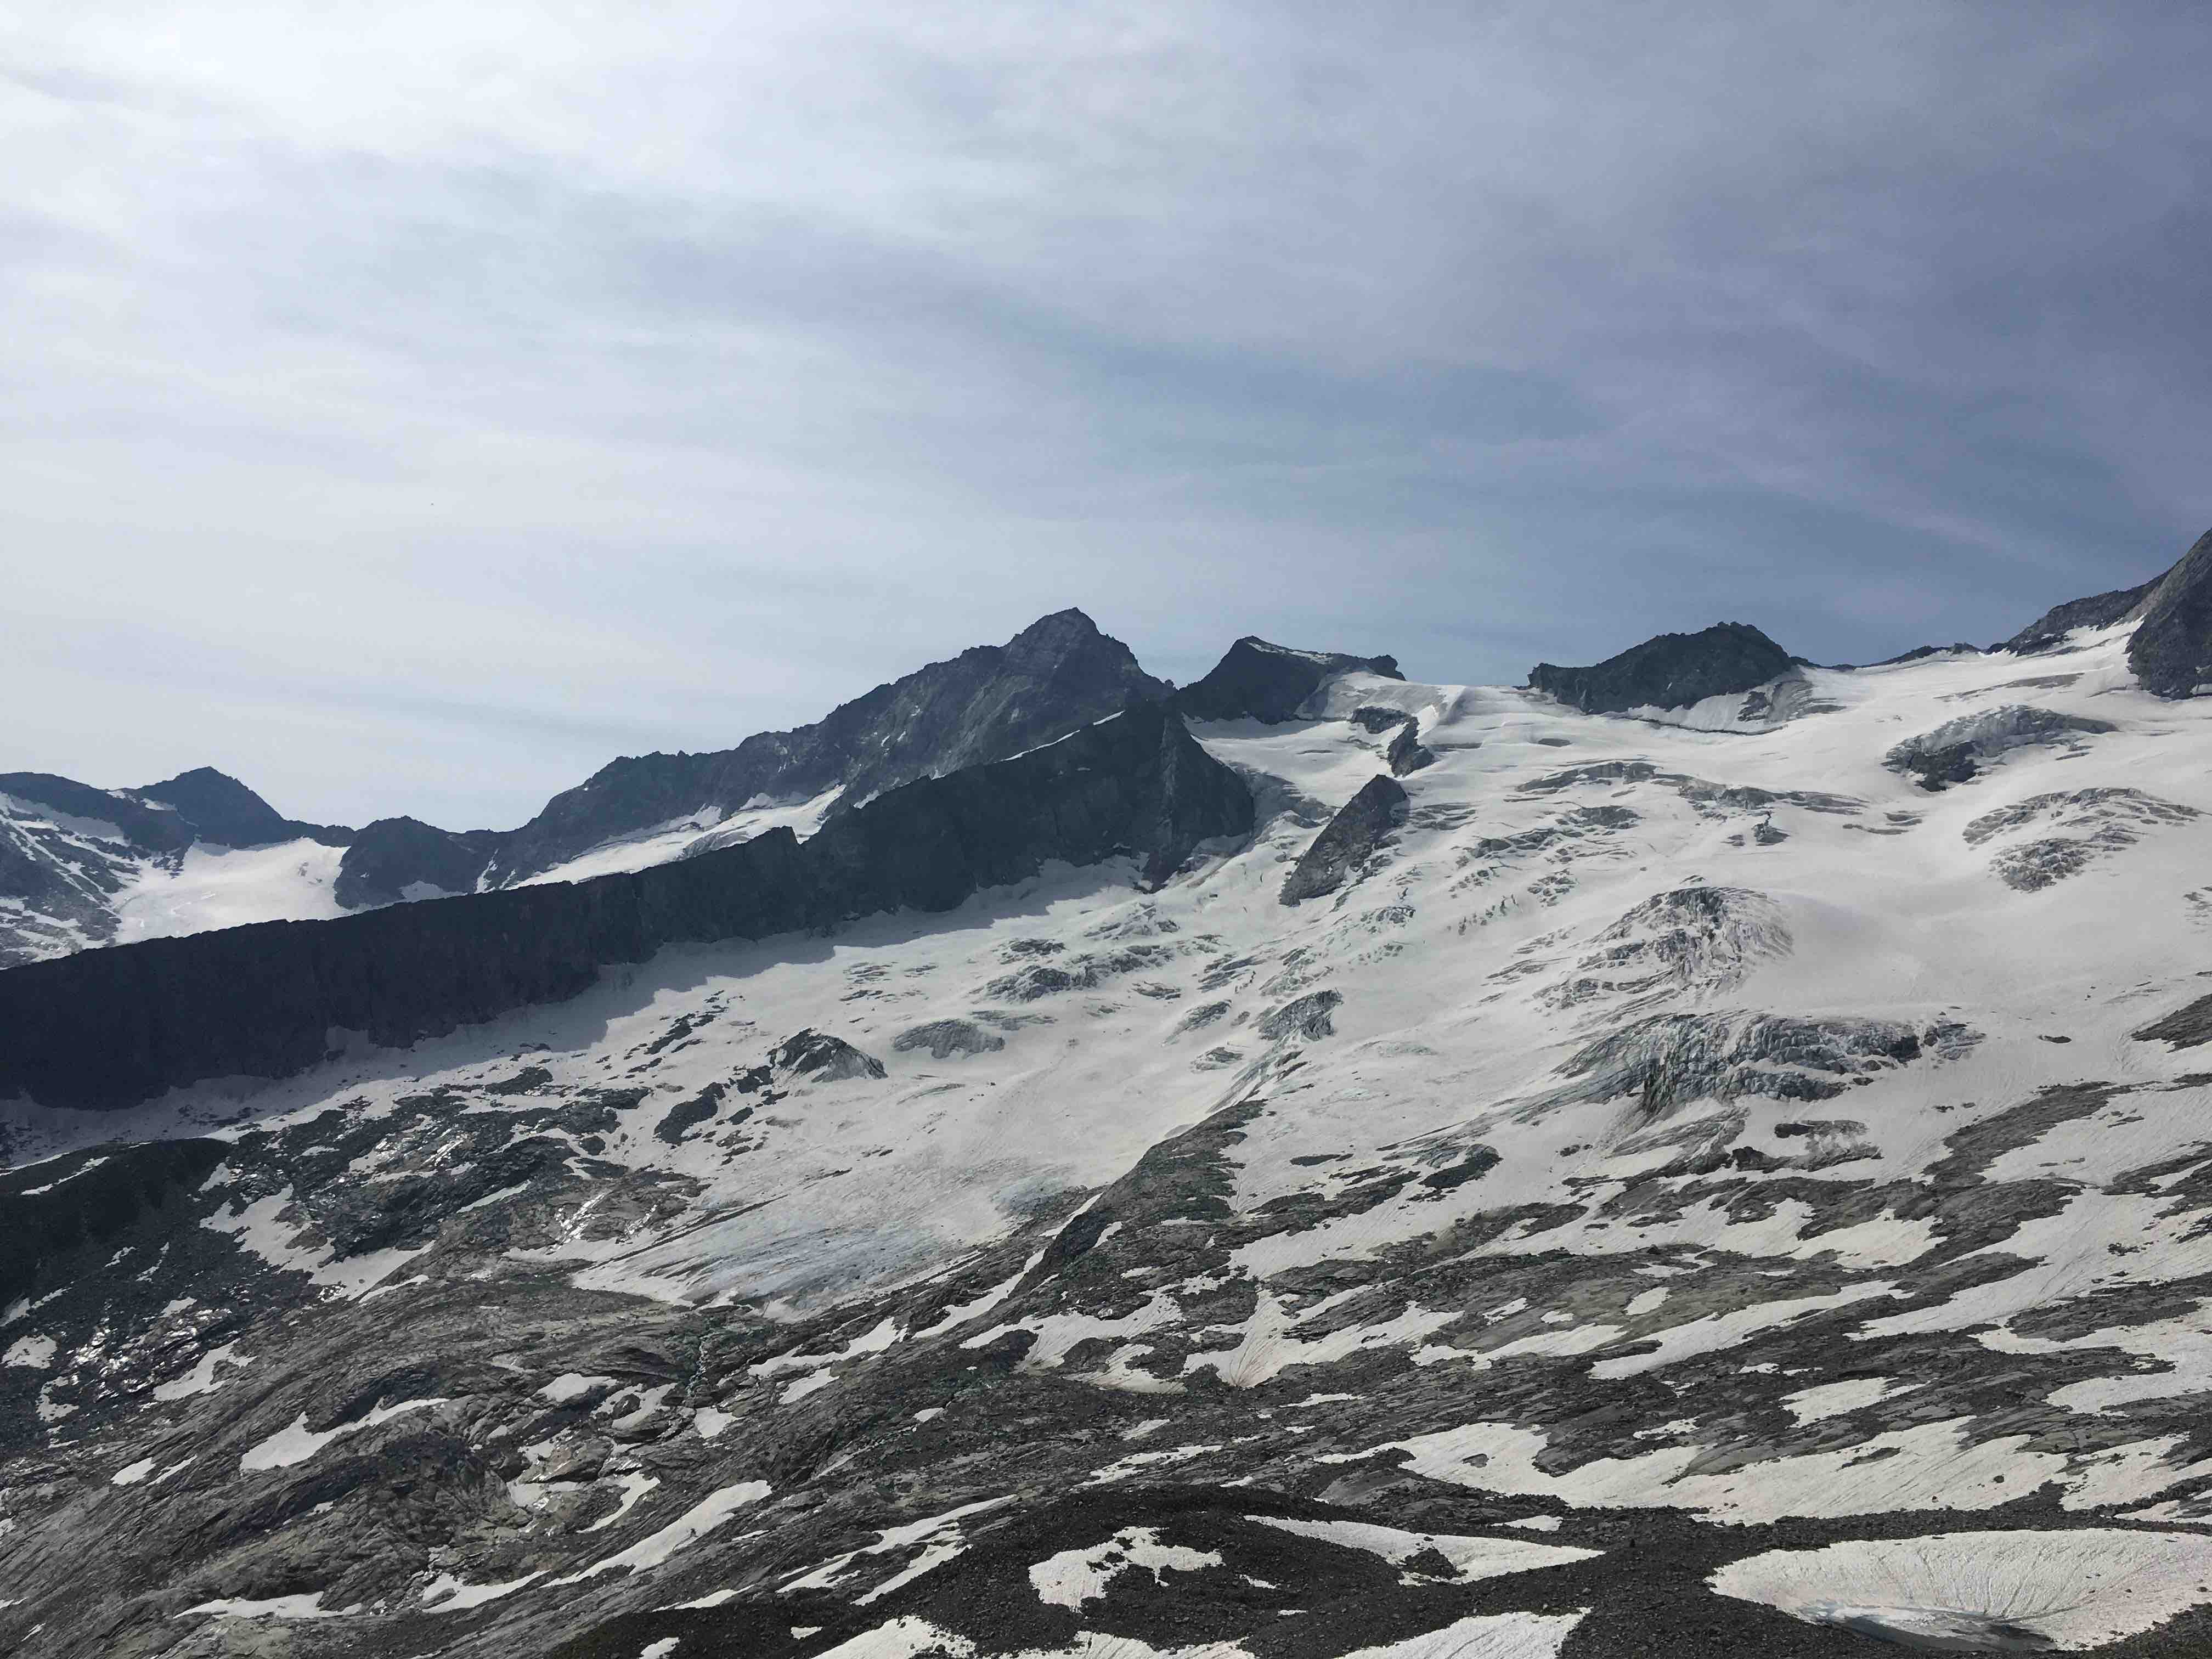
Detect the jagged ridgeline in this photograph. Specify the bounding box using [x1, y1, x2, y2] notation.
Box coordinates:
[9, 531, 2212, 1659]
[0, 701, 1250, 1113]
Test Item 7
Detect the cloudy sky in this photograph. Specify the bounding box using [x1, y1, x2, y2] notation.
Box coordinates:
[7, 3, 2209, 828]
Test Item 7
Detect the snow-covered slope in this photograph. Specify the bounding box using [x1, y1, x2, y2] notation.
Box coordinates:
[0, 769, 347, 968]
[8, 594, 2212, 1656]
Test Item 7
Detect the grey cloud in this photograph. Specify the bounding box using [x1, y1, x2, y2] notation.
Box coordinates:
[3, 2, 2209, 825]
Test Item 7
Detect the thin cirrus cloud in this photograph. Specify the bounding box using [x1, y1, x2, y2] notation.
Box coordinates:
[3, 2, 2208, 827]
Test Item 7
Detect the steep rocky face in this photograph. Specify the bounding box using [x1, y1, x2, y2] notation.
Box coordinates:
[1527, 622, 1796, 715]
[1997, 578, 2158, 653]
[1280, 774, 1408, 905]
[0, 702, 1251, 1112]
[337, 610, 1174, 901]
[2126, 526, 2212, 698]
[1177, 637, 1403, 723]
[132, 768, 348, 850]
[0, 769, 349, 968]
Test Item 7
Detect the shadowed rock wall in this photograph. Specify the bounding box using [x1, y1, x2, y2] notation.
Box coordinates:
[0, 704, 1251, 1112]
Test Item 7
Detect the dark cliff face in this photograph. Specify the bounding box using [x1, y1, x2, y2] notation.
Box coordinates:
[335, 608, 1172, 900]
[2126, 527, 2212, 698]
[0, 702, 1252, 1112]
[1526, 622, 1796, 715]
[1176, 638, 1403, 724]
[1280, 774, 1408, 905]
[134, 767, 350, 848]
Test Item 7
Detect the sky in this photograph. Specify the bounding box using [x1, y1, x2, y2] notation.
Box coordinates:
[5, 3, 2210, 830]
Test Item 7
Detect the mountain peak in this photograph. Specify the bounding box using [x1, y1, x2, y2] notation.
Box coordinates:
[1178, 636, 1404, 723]
[2126, 525, 2212, 698]
[1527, 620, 1795, 715]
[136, 766, 347, 848]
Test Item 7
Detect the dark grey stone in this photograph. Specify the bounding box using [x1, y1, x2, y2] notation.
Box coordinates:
[2126, 526, 2212, 697]
[1883, 705, 2115, 791]
[1280, 776, 1409, 906]
[0, 701, 1252, 1111]
[1526, 622, 1796, 715]
[893, 1020, 1006, 1060]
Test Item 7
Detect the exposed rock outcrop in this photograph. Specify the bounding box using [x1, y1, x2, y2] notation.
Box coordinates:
[1999, 579, 2158, 654]
[1526, 622, 1796, 715]
[0, 702, 1251, 1111]
[1385, 719, 1435, 776]
[2126, 526, 2212, 698]
[1883, 704, 2115, 790]
[335, 608, 1173, 898]
[1550, 1009, 1978, 1122]
[1177, 637, 1403, 724]
[1280, 775, 1408, 905]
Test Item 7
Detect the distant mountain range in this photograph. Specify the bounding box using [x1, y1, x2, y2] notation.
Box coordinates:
[11, 537, 2212, 974]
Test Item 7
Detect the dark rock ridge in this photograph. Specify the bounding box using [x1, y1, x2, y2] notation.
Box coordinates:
[2126, 525, 2212, 698]
[1526, 622, 1796, 715]
[337, 608, 1173, 899]
[0, 702, 1251, 1113]
[1177, 637, 1403, 724]
[1281, 775, 1408, 905]
[132, 766, 351, 849]
[1999, 579, 2159, 654]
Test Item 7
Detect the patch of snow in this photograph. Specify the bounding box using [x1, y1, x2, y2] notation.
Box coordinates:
[552, 1480, 772, 1582]
[1712, 1528, 2212, 1650]
[1030, 1526, 1224, 1608]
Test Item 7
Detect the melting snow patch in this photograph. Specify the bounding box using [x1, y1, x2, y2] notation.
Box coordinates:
[179, 1594, 355, 1620]
[152, 1342, 249, 1401]
[540, 1372, 619, 1404]
[816, 1616, 976, 1658]
[1780, 1376, 1916, 1424]
[1030, 1527, 1224, 1608]
[3, 1335, 55, 1369]
[638, 1640, 681, 1659]
[239, 1398, 447, 1471]
[202, 1187, 425, 1298]
[551, 1480, 772, 1582]
[1329, 1612, 1585, 1658]
[111, 1457, 156, 1486]
[1245, 1516, 1597, 1583]
[421, 1570, 546, 1611]
[584, 1470, 661, 1532]
[782, 1498, 1015, 1602]
[1711, 1528, 2212, 1650]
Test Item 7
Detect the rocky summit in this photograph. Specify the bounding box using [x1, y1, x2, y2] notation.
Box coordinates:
[12, 531, 2212, 1659]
